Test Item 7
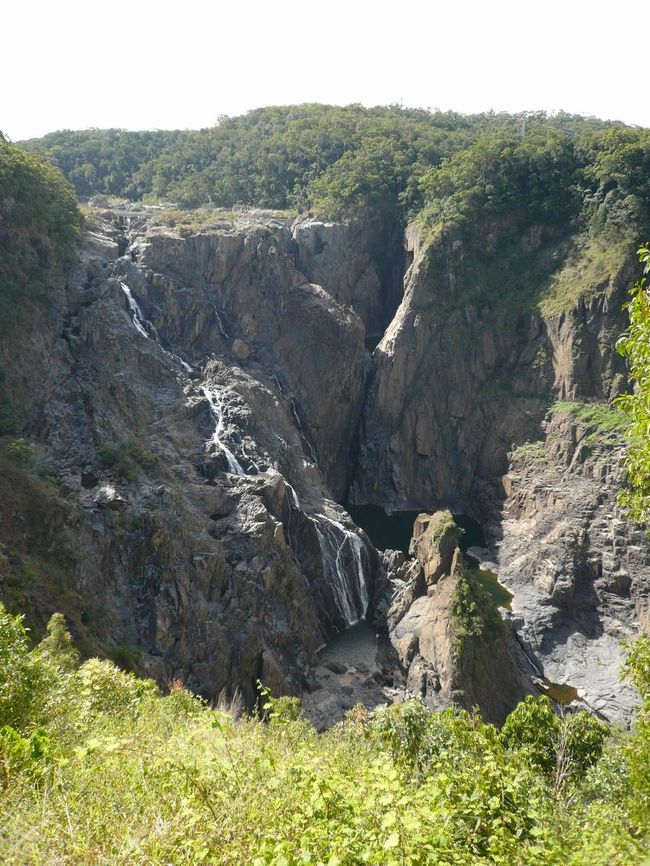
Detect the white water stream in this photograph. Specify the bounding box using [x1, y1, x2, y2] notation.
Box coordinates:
[120, 280, 247, 475]
[314, 514, 370, 625]
[286, 484, 370, 626]
[120, 282, 193, 373]
[201, 387, 245, 475]
[121, 278, 367, 617]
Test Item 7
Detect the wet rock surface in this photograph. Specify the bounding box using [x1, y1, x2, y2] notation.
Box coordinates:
[0, 211, 377, 707]
[301, 621, 405, 731]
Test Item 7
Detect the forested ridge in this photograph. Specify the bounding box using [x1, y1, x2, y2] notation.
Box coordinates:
[0, 135, 81, 334]
[2, 106, 650, 864]
[18, 104, 646, 227]
[17, 107, 650, 297]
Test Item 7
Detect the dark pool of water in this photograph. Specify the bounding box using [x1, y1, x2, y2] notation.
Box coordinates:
[454, 514, 486, 551]
[467, 565, 513, 609]
[344, 504, 420, 553]
[345, 506, 488, 556]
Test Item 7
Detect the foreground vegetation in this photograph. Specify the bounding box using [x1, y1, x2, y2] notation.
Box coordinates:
[617, 243, 650, 523]
[0, 605, 648, 864]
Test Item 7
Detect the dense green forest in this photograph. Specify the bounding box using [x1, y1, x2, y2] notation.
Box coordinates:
[0, 135, 81, 334]
[20, 104, 641, 224]
[18, 108, 650, 302]
[0, 606, 648, 864]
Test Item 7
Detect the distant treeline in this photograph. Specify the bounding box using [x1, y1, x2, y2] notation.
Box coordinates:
[4, 106, 650, 338]
[16, 105, 649, 234]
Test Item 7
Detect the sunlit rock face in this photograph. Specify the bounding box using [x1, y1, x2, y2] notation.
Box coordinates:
[1, 206, 647, 723]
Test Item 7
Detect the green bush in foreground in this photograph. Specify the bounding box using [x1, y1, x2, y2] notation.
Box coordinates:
[616, 243, 650, 522]
[0, 602, 648, 865]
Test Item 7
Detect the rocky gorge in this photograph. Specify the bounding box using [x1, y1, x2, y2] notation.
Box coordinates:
[1, 203, 648, 726]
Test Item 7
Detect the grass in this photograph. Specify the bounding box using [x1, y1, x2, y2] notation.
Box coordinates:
[98, 441, 159, 482]
[549, 400, 625, 429]
[1, 607, 649, 865]
[510, 440, 547, 463]
[549, 401, 626, 446]
[145, 205, 297, 232]
[537, 233, 635, 317]
[546, 401, 627, 460]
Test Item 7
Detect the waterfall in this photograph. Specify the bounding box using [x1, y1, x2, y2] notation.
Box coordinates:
[120, 281, 151, 340]
[119, 283, 249, 475]
[212, 302, 230, 340]
[119, 282, 194, 373]
[202, 387, 245, 475]
[272, 375, 318, 465]
[314, 514, 370, 626]
[282, 483, 370, 626]
[240, 443, 261, 474]
[289, 397, 318, 464]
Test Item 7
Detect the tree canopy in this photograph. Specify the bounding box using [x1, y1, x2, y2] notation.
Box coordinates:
[0, 137, 81, 332]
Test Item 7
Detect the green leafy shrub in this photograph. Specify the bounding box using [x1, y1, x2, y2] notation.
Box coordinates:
[622, 637, 650, 826]
[36, 613, 79, 672]
[501, 695, 608, 790]
[0, 606, 44, 730]
[4, 438, 35, 467]
[98, 441, 158, 481]
[616, 244, 650, 522]
[0, 619, 649, 863]
[0, 725, 55, 788]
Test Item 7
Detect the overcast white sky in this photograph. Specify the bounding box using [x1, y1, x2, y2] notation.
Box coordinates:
[2, 0, 648, 140]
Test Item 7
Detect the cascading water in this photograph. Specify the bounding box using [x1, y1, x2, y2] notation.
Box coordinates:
[119, 281, 248, 478]
[290, 397, 318, 464]
[212, 302, 230, 341]
[120, 281, 151, 340]
[314, 514, 370, 626]
[122, 277, 368, 622]
[272, 375, 318, 465]
[283, 484, 370, 626]
[119, 282, 193, 373]
[202, 387, 245, 475]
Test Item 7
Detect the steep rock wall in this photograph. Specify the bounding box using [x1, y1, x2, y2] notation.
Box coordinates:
[0, 211, 381, 706]
[2, 204, 648, 724]
[352, 223, 632, 510]
[380, 511, 534, 724]
[493, 411, 649, 721]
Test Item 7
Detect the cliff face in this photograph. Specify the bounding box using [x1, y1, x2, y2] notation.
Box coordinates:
[350, 218, 647, 722]
[379, 511, 534, 724]
[494, 410, 648, 721]
[0, 211, 383, 705]
[352, 223, 632, 510]
[1, 206, 648, 723]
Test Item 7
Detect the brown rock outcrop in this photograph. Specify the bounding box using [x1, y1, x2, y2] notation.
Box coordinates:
[384, 511, 534, 724]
